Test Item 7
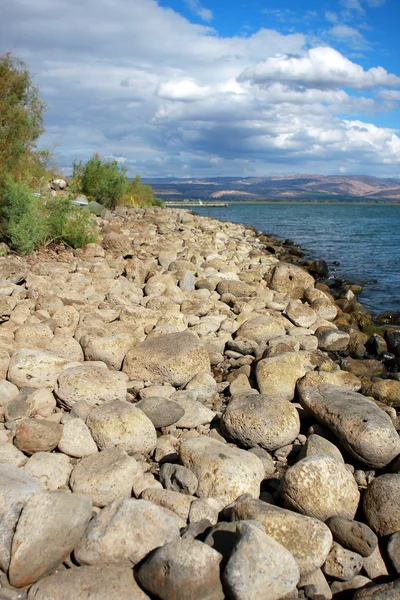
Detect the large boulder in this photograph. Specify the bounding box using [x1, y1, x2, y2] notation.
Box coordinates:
[298, 384, 400, 468]
[363, 474, 400, 536]
[256, 351, 313, 400]
[55, 365, 127, 410]
[8, 349, 77, 390]
[180, 436, 264, 505]
[222, 392, 300, 451]
[235, 316, 285, 344]
[123, 332, 210, 386]
[269, 262, 314, 299]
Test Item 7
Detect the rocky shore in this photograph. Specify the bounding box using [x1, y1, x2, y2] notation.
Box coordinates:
[0, 206, 399, 600]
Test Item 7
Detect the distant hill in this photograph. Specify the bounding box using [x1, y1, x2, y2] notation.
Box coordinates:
[144, 175, 400, 202]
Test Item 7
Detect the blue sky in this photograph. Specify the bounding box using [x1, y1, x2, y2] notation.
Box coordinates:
[1, 0, 400, 178]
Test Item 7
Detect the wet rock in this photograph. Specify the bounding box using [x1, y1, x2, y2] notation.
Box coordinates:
[27, 565, 150, 600]
[363, 474, 400, 536]
[74, 498, 180, 566]
[123, 331, 210, 386]
[9, 490, 92, 587]
[326, 516, 378, 557]
[180, 436, 264, 505]
[322, 542, 363, 582]
[135, 396, 185, 428]
[281, 454, 360, 520]
[298, 384, 400, 468]
[14, 419, 63, 455]
[137, 538, 224, 600]
[223, 521, 300, 600]
[222, 392, 300, 451]
[70, 447, 141, 507]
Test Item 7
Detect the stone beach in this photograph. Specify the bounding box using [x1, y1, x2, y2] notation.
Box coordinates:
[0, 205, 399, 599]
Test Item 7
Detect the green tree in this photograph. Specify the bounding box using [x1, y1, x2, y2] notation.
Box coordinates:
[0, 52, 48, 188]
[126, 174, 164, 207]
[73, 154, 129, 210]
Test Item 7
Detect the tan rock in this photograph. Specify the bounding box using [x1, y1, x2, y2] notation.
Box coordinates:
[256, 351, 313, 400]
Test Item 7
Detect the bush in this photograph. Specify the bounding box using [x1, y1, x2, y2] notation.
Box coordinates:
[0, 178, 46, 254]
[72, 155, 129, 210]
[45, 197, 98, 248]
[122, 175, 164, 208]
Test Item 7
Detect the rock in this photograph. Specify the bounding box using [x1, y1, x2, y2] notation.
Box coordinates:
[221, 392, 300, 451]
[55, 365, 127, 410]
[256, 351, 313, 400]
[135, 397, 185, 428]
[24, 452, 72, 490]
[387, 531, 400, 575]
[235, 316, 285, 344]
[370, 379, 400, 408]
[25, 388, 56, 417]
[301, 434, 344, 463]
[248, 447, 276, 477]
[270, 262, 314, 299]
[286, 301, 317, 328]
[70, 447, 141, 507]
[15, 323, 54, 349]
[330, 576, 372, 597]
[14, 419, 63, 455]
[322, 542, 363, 581]
[160, 463, 198, 495]
[299, 569, 332, 600]
[316, 327, 350, 351]
[230, 498, 332, 576]
[47, 334, 84, 362]
[0, 380, 19, 406]
[281, 454, 360, 521]
[7, 349, 75, 390]
[216, 280, 254, 297]
[298, 369, 361, 394]
[298, 384, 400, 468]
[27, 565, 150, 600]
[141, 488, 195, 520]
[102, 232, 132, 255]
[223, 521, 300, 600]
[173, 396, 216, 428]
[363, 474, 400, 536]
[86, 399, 157, 455]
[353, 579, 400, 599]
[363, 545, 389, 579]
[137, 538, 224, 600]
[0, 465, 43, 572]
[74, 498, 180, 566]
[0, 443, 27, 467]
[123, 331, 210, 386]
[82, 332, 137, 370]
[57, 417, 98, 458]
[9, 490, 92, 587]
[326, 516, 378, 557]
[180, 436, 264, 505]
[188, 498, 223, 525]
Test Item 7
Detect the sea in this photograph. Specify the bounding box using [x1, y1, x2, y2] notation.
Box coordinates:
[192, 203, 400, 317]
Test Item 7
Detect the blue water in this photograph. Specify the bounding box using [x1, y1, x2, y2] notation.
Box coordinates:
[193, 203, 400, 316]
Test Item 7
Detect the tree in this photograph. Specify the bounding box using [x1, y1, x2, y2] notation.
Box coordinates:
[0, 52, 47, 187]
[72, 154, 130, 210]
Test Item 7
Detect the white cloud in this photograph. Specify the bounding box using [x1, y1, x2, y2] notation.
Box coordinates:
[185, 0, 213, 22]
[238, 46, 400, 90]
[0, 0, 399, 177]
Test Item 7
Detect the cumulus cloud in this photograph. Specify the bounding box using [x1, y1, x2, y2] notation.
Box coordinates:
[238, 47, 400, 90]
[185, 0, 213, 22]
[0, 0, 399, 177]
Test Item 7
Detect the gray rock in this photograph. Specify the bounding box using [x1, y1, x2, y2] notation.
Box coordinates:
[14, 419, 63, 455]
[363, 545, 389, 580]
[363, 474, 400, 536]
[286, 301, 317, 328]
[74, 498, 180, 567]
[70, 447, 141, 507]
[55, 365, 127, 410]
[137, 538, 224, 600]
[316, 328, 350, 351]
[180, 436, 264, 505]
[27, 565, 150, 599]
[300, 433, 344, 463]
[330, 576, 372, 597]
[86, 399, 157, 455]
[188, 498, 224, 525]
[281, 454, 360, 521]
[160, 463, 198, 495]
[173, 396, 216, 428]
[0, 465, 43, 572]
[326, 516, 378, 557]
[223, 521, 300, 600]
[9, 490, 92, 587]
[57, 417, 98, 458]
[322, 542, 363, 581]
[387, 531, 400, 575]
[123, 331, 210, 386]
[222, 392, 300, 452]
[230, 498, 332, 576]
[299, 568, 332, 600]
[248, 447, 275, 477]
[135, 396, 185, 428]
[353, 579, 400, 599]
[298, 384, 400, 468]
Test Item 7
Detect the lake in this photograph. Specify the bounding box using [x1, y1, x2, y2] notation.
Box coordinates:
[193, 203, 400, 316]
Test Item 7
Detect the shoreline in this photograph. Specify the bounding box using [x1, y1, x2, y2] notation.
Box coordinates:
[0, 205, 399, 597]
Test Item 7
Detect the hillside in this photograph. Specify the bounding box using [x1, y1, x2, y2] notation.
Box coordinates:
[145, 175, 400, 202]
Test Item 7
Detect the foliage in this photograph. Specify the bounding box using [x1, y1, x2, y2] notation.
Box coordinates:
[45, 197, 98, 248]
[72, 154, 129, 210]
[0, 178, 47, 254]
[0, 52, 49, 189]
[122, 175, 164, 208]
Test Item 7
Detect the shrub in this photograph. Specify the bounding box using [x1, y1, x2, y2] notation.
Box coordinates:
[0, 178, 46, 255]
[45, 197, 98, 248]
[72, 154, 129, 210]
[122, 175, 164, 208]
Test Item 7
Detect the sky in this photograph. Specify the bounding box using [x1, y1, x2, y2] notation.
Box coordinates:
[2, 0, 400, 178]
